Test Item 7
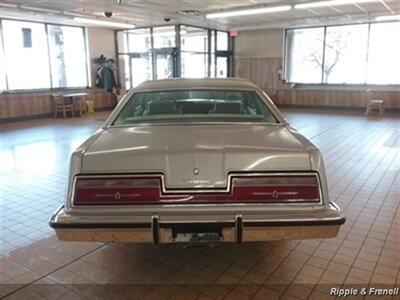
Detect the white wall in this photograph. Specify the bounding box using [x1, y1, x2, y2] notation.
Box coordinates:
[236, 28, 284, 58]
[85, 27, 116, 87]
[86, 27, 116, 61]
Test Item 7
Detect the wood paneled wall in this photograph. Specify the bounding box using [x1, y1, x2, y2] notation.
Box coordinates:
[236, 57, 285, 93]
[0, 89, 114, 121]
[276, 89, 400, 109]
[236, 57, 400, 109]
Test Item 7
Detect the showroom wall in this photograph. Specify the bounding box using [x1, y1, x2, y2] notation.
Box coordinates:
[235, 29, 285, 101]
[235, 28, 400, 109]
[86, 27, 117, 108]
[0, 27, 116, 121]
[236, 28, 283, 58]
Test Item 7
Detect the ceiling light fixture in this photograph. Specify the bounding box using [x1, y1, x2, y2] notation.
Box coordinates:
[73, 17, 135, 28]
[295, 0, 378, 9]
[375, 14, 400, 21]
[0, 3, 19, 8]
[206, 5, 291, 19]
[19, 5, 60, 14]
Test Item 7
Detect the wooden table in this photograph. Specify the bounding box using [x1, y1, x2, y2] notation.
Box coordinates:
[63, 92, 88, 117]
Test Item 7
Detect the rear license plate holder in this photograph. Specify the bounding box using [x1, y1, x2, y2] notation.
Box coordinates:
[169, 223, 223, 243]
[174, 232, 222, 243]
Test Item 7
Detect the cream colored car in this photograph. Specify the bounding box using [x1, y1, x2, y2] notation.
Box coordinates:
[50, 78, 345, 244]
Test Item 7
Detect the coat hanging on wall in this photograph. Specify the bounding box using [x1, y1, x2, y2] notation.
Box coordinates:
[95, 55, 119, 92]
[94, 55, 107, 88]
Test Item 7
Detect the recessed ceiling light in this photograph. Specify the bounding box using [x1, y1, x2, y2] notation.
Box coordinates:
[206, 5, 292, 19]
[73, 17, 135, 28]
[375, 14, 400, 21]
[295, 0, 378, 9]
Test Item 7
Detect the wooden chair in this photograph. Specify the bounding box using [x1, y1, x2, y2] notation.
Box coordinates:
[365, 90, 384, 116]
[52, 93, 74, 118]
[365, 99, 385, 116]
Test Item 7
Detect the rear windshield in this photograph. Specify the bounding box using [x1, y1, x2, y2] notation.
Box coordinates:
[113, 89, 278, 125]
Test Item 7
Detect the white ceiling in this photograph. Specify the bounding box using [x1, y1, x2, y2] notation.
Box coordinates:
[0, 0, 399, 30]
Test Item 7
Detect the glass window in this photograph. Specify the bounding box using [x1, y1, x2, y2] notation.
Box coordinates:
[118, 54, 130, 89]
[367, 22, 400, 84]
[113, 89, 278, 125]
[180, 26, 208, 78]
[181, 52, 208, 78]
[210, 30, 216, 77]
[216, 57, 227, 78]
[117, 30, 128, 53]
[127, 28, 151, 52]
[153, 26, 176, 48]
[324, 24, 368, 84]
[211, 31, 216, 53]
[285, 22, 400, 85]
[155, 52, 173, 80]
[0, 28, 6, 92]
[286, 28, 324, 83]
[0, 20, 88, 90]
[180, 26, 208, 52]
[2, 20, 51, 90]
[122, 28, 153, 88]
[131, 53, 153, 86]
[116, 25, 231, 84]
[48, 25, 88, 88]
[217, 31, 228, 50]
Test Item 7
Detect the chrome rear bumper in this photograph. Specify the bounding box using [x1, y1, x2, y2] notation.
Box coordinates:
[49, 203, 345, 244]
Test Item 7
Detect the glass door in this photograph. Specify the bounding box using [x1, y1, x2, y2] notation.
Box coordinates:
[213, 31, 233, 77]
[180, 26, 208, 78]
[215, 51, 233, 77]
[117, 26, 234, 85]
[216, 57, 228, 78]
[153, 48, 177, 79]
[129, 53, 152, 88]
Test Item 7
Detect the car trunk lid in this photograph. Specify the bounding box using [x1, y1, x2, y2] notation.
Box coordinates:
[81, 124, 311, 189]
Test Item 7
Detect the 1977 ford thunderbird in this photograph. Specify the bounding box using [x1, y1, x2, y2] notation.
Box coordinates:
[50, 78, 345, 244]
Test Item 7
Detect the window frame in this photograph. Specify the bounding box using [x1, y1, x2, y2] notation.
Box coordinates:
[283, 21, 400, 87]
[116, 24, 234, 88]
[284, 26, 326, 84]
[180, 25, 210, 78]
[0, 17, 90, 93]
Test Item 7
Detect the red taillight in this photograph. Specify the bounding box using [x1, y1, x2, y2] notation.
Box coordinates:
[231, 176, 319, 202]
[74, 177, 162, 205]
[73, 175, 320, 205]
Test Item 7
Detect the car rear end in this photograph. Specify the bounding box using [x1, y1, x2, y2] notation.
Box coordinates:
[49, 78, 345, 244]
[50, 168, 345, 244]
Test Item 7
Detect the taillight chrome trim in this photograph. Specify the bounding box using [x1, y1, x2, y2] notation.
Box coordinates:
[71, 172, 323, 206]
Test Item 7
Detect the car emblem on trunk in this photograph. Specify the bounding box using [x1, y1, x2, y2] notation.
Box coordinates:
[193, 168, 199, 175]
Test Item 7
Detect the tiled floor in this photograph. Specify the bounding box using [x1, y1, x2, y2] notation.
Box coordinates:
[1, 109, 399, 299]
